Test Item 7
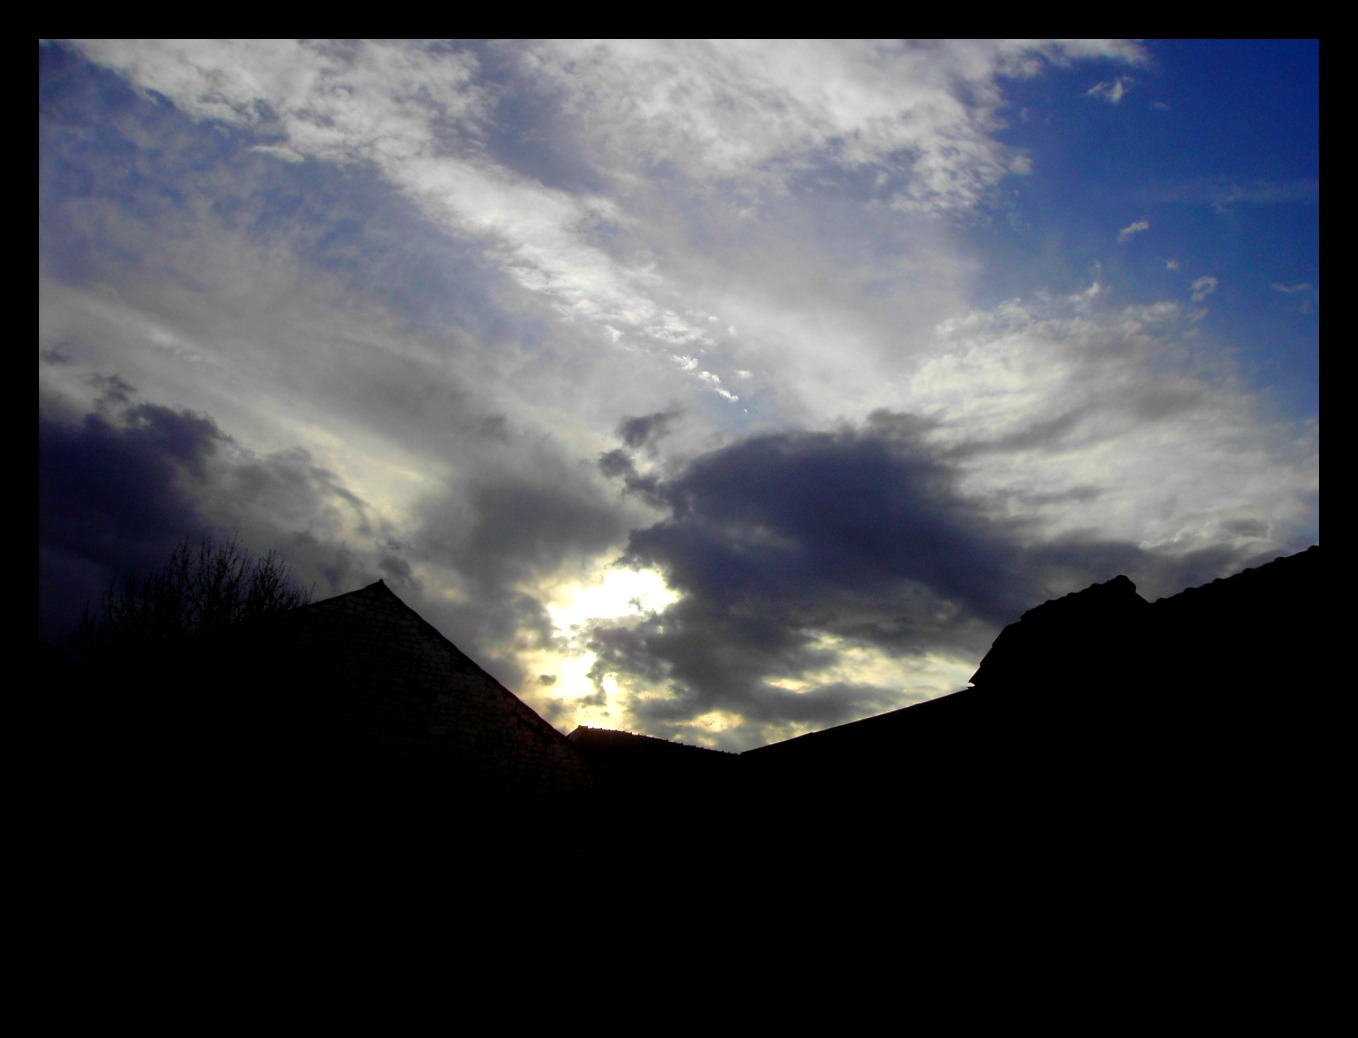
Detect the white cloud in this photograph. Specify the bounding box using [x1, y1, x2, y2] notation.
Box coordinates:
[248, 144, 305, 163]
[71, 40, 719, 372]
[1086, 75, 1134, 104]
[69, 38, 1151, 409]
[1068, 279, 1105, 306]
[1191, 276, 1219, 302]
[1272, 282, 1318, 314]
[517, 39, 1145, 212]
[1118, 218, 1150, 244]
[907, 289, 1315, 565]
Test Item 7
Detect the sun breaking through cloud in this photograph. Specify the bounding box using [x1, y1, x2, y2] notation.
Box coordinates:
[40, 39, 1318, 748]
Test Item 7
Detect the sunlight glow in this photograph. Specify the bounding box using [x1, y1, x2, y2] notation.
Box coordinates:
[546, 566, 679, 633]
[795, 633, 976, 703]
[510, 566, 681, 735]
[689, 709, 743, 734]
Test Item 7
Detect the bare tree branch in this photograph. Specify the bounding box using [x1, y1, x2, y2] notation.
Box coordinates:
[77, 535, 312, 658]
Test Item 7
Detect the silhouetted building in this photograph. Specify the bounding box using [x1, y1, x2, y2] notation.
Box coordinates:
[73, 546, 1320, 873]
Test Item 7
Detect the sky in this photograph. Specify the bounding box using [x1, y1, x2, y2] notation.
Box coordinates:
[39, 40, 1319, 750]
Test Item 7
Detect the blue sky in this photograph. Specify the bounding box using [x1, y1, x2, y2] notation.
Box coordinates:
[39, 40, 1318, 749]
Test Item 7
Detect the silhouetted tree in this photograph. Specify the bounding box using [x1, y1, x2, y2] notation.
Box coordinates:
[77, 535, 312, 657]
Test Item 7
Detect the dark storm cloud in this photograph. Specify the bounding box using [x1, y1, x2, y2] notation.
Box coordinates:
[586, 410, 1010, 744]
[208, 447, 373, 538]
[597, 448, 664, 509]
[589, 413, 1017, 740]
[37, 390, 384, 646]
[588, 410, 1282, 744]
[39, 402, 225, 643]
[627, 411, 1031, 629]
[597, 448, 636, 481]
[87, 373, 135, 405]
[40, 401, 225, 559]
[618, 407, 683, 452]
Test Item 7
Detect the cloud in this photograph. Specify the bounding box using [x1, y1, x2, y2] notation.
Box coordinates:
[1086, 76, 1134, 103]
[66, 39, 1148, 359]
[589, 416, 1013, 746]
[395, 427, 659, 694]
[523, 39, 1129, 211]
[37, 387, 373, 644]
[248, 144, 305, 164]
[1118, 218, 1150, 244]
[587, 380, 1306, 747]
[39, 404, 220, 585]
[40, 42, 1315, 751]
[1151, 177, 1319, 211]
[37, 370, 653, 714]
[1272, 281, 1318, 315]
[904, 290, 1317, 572]
[1191, 276, 1219, 302]
[52, 39, 1158, 445]
[584, 275, 1321, 747]
[618, 408, 683, 452]
[64, 39, 722, 367]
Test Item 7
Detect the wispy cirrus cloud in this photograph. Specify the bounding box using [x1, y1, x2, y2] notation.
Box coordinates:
[70, 40, 1149, 356]
[1151, 177, 1320, 211]
[1272, 281, 1318, 314]
[1118, 218, 1150, 244]
[910, 289, 1314, 557]
[1086, 75, 1134, 103]
[1191, 276, 1219, 302]
[518, 40, 1143, 212]
[69, 39, 734, 396]
[62, 38, 1160, 438]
